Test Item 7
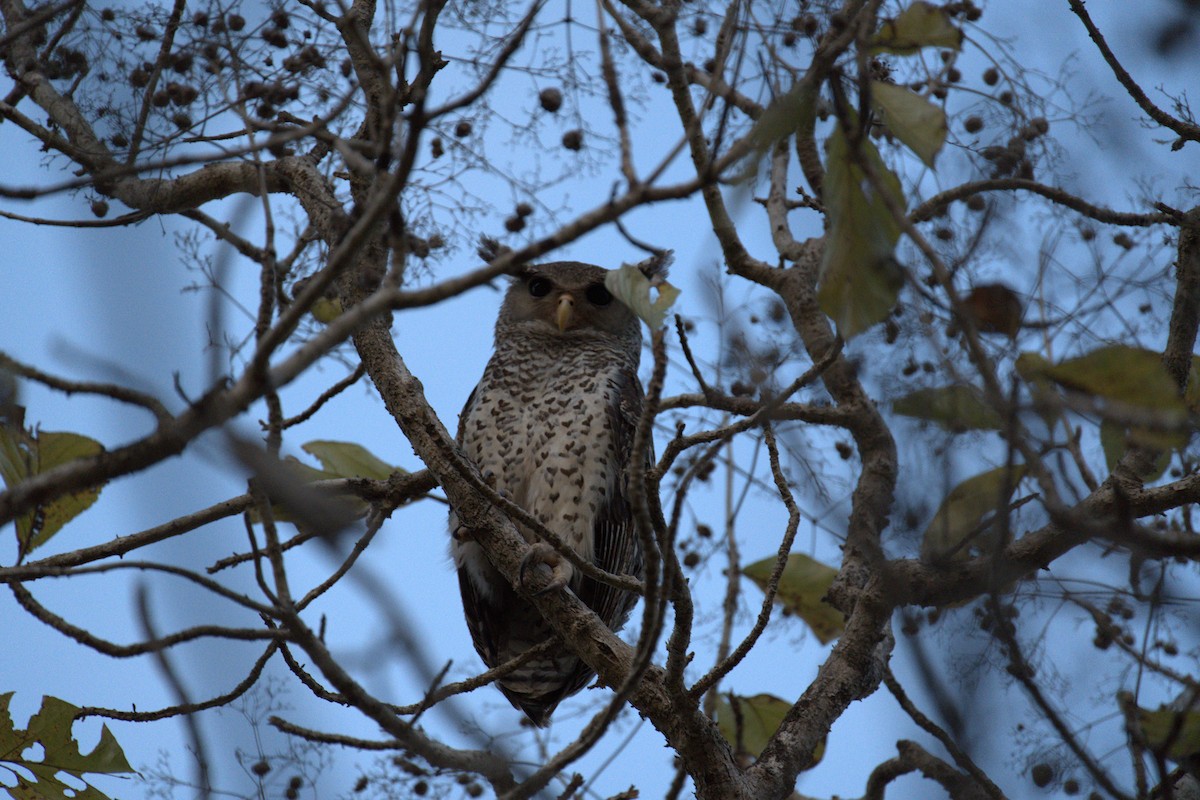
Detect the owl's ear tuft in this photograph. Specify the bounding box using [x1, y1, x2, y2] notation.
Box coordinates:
[508, 267, 536, 286]
[631, 250, 673, 281]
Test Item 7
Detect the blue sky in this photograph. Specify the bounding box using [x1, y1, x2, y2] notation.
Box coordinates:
[3, 2, 1199, 798]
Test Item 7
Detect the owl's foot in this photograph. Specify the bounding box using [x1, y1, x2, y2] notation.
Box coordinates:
[481, 470, 514, 503]
[519, 542, 571, 595]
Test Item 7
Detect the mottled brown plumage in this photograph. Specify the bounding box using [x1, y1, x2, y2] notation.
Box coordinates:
[450, 261, 653, 725]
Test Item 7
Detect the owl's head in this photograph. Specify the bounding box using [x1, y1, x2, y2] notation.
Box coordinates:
[497, 261, 644, 341]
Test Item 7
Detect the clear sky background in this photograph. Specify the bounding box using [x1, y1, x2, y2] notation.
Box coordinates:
[2, 2, 1199, 798]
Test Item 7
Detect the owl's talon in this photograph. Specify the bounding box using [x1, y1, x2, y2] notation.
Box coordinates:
[480, 470, 513, 502]
[520, 542, 570, 595]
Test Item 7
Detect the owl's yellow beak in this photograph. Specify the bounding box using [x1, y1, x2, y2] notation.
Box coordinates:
[555, 293, 576, 331]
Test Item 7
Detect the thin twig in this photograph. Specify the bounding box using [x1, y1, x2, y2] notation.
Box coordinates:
[882, 666, 1004, 800]
[596, 0, 638, 186]
[10, 581, 281, 657]
[0, 351, 170, 420]
[674, 314, 713, 397]
[987, 595, 1133, 800]
[126, 0, 188, 163]
[909, 177, 1178, 226]
[135, 583, 212, 800]
[690, 424, 800, 700]
[279, 364, 366, 429]
[1067, 0, 1200, 145]
[0, 0, 80, 49]
[269, 717, 402, 749]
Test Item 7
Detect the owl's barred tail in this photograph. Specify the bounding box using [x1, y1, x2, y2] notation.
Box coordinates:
[457, 566, 597, 725]
[495, 643, 591, 726]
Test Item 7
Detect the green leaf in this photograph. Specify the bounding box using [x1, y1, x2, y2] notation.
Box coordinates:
[301, 440, 396, 481]
[1017, 346, 1184, 412]
[1139, 706, 1200, 761]
[1020, 346, 1190, 462]
[281, 458, 337, 484]
[258, 440, 401, 523]
[28, 433, 105, 553]
[818, 125, 906, 338]
[715, 693, 825, 768]
[0, 424, 29, 490]
[869, 1, 964, 54]
[0, 423, 105, 557]
[743, 553, 843, 644]
[604, 264, 681, 329]
[0, 693, 134, 800]
[309, 295, 344, 324]
[748, 80, 819, 150]
[922, 465, 1026, 562]
[870, 81, 947, 167]
[714, 693, 786, 759]
[1100, 419, 1172, 481]
[893, 384, 1002, 431]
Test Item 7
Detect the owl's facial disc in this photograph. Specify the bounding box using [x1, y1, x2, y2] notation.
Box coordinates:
[555, 292, 576, 331]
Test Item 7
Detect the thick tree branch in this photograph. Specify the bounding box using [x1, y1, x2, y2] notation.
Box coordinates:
[1161, 208, 1200, 389]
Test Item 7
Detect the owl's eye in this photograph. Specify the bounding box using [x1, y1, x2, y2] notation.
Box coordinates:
[528, 277, 553, 298]
[585, 283, 612, 306]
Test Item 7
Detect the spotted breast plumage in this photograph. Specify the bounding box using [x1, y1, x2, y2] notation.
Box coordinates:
[449, 260, 655, 726]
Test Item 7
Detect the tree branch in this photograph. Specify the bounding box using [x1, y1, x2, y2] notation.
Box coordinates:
[1067, 0, 1200, 146]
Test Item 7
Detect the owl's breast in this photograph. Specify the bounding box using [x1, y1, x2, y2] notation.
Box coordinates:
[458, 345, 631, 565]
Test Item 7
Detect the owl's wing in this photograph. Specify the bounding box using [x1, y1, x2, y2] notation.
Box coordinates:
[575, 366, 647, 632]
[454, 383, 480, 442]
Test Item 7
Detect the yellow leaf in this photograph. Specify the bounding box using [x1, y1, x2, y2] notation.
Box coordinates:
[893, 384, 1002, 431]
[604, 263, 680, 329]
[715, 693, 825, 768]
[0, 424, 105, 557]
[0, 693, 134, 800]
[1139, 706, 1200, 761]
[818, 125, 905, 338]
[301, 440, 397, 481]
[922, 465, 1026, 562]
[871, 81, 947, 167]
[869, 2, 964, 54]
[743, 553, 843, 644]
[1017, 346, 1183, 412]
[1100, 420, 1171, 481]
[748, 80, 818, 150]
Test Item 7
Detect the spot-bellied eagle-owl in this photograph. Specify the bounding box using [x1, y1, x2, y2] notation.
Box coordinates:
[450, 260, 658, 726]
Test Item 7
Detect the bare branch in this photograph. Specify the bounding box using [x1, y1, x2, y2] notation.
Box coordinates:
[279, 364, 367, 429]
[864, 740, 997, 800]
[78, 642, 278, 723]
[133, 582, 212, 800]
[1068, 0, 1200, 146]
[689, 424, 800, 700]
[0, 351, 170, 421]
[10, 581, 280, 657]
[883, 667, 1005, 800]
[909, 178, 1178, 226]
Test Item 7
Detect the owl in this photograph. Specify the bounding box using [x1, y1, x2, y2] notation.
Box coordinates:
[450, 260, 655, 726]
